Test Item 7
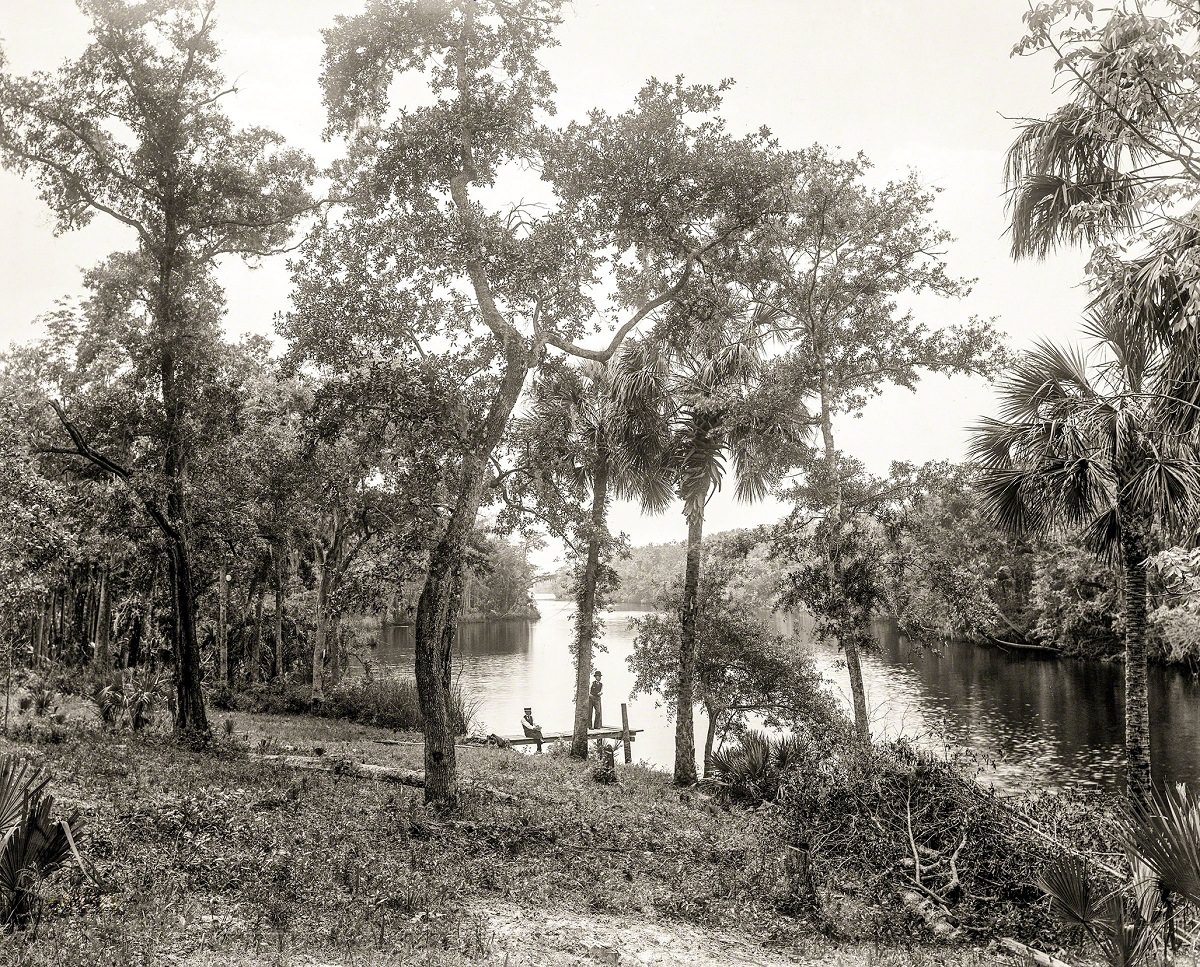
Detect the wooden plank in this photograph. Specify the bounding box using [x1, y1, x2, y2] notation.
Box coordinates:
[998, 938, 1073, 967]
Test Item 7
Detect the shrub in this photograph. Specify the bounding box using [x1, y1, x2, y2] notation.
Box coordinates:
[1039, 783, 1200, 966]
[319, 676, 477, 733]
[237, 681, 312, 716]
[0, 755, 85, 930]
[89, 669, 169, 732]
[30, 690, 56, 718]
[590, 740, 617, 784]
[705, 730, 805, 806]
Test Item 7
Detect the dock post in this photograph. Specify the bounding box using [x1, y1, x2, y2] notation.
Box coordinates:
[620, 703, 631, 764]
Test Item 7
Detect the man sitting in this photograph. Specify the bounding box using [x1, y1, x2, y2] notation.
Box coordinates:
[521, 707, 544, 753]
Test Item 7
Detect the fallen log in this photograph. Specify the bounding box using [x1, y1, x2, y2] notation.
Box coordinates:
[252, 754, 425, 788]
[999, 938, 1073, 967]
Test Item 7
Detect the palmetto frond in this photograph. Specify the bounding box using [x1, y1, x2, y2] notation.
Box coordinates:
[995, 340, 1097, 422]
[1125, 452, 1200, 534]
[1090, 219, 1200, 433]
[0, 758, 48, 833]
[972, 313, 1199, 558]
[1040, 855, 1103, 931]
[1005, 97, 1141, 260]
[973, 465, 1053, 535]
[1128, 782, 1200, 908]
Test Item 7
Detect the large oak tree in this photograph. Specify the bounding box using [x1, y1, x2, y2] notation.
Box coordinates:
[307, 0, 786, 806]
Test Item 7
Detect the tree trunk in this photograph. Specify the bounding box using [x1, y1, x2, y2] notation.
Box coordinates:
[1122, 529, 1153, 808]
[251, 589, 264, 684]
[843, 635, 870, 741]
[675, 509, 704, 786]
[819, 376, 870, 741]
[217, 564, 229, 686]
[94, 567, 111, 671]
[703, 703, 720, 778]
[329, 615, 342, 687]
[271, 544, 286, 680]
[414, 537, 465, 809]
[167, 536, 208, 739]
[312, 568, 331, 702]
[571, 444, 611, 760]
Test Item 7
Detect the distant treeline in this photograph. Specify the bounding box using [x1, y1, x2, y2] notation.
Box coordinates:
[540, 490, 1200, 669]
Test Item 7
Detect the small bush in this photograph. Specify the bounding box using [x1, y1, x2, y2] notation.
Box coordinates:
[237, 681, 312, 716]
[590, 741, 617, 784]
[318, 676, 477, 733]
[0, 755, 85, 930]
[89, 669, 169, 732]
[31, 690, 57, 718]
[705, 730, 804, 806]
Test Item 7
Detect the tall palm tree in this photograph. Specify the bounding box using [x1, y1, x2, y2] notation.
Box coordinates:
[621, 322, 810, 785]
[1003, 5, 1200, 459]
[518, 357, 673, 759]
[1002, 8, 1198, 262]
[970, 315, 1200, 805]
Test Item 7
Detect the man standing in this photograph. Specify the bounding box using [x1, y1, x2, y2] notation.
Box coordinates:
[589, 670, 603, 729]
[521, 707, 544, 753]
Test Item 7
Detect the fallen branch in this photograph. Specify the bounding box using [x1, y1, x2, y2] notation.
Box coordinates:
[905, 790, 923, 886]
[1005, 812, 1124, 880]
[252, 754, 425, 788]
[998, 937, 1074, 967]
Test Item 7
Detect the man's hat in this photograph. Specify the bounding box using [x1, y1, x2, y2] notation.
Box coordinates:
[594, 670, 602, 676]
[523, 707, 532, 713]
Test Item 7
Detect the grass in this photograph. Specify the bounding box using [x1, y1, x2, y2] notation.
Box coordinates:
[0, 693, 1009, 967]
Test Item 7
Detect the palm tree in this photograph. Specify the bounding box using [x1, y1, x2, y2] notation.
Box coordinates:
[621, 322, 810, 785]
[518, 357, 672, 759]
[1003, 5, 1200, 456]
[970, 315, 1200, 805]
[1003, 8, 1199, 262]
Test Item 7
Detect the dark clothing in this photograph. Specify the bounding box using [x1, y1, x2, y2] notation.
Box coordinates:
[521, 717, 543, 752]
[589, 679, 603, 729]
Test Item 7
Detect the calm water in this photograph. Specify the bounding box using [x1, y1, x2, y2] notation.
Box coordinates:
[358, 599, 1200, 795]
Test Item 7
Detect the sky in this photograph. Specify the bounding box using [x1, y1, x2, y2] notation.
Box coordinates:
[0, 0, 1093, 558]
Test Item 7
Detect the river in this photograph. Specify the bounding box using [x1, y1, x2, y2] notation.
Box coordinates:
[359, 598, 1200, 796]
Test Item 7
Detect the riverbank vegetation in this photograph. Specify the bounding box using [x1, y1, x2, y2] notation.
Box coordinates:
[2, 0, 1200, 964]
[0, 688, 1133, 967]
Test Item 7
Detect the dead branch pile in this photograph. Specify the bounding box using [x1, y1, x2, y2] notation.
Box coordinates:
[771, 733, 1122, 943]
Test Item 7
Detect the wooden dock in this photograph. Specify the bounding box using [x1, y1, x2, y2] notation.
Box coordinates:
[499, 703, 641, 763]
[499, 726, 643, 747]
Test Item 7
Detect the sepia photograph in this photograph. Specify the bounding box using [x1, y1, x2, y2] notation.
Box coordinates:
[1, 1, 1200, 964]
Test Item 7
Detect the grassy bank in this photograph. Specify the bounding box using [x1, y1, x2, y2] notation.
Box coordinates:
[0, 698, 1018, 966]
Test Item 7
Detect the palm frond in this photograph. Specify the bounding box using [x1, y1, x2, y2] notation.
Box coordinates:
[1040, 855, 1102, 931]
[1004, 101, 1140, 259]
[1129, 782, 1200, 908]
[0, 758, 48, 834]
[1080, 506, 1124, 564]
[1126, 456, 1200, 533]
[974, 466, 1052, 535]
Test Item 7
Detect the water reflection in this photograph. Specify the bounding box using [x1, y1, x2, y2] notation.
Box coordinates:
[358, 601, 1200, 795]
[794, 617, 1200, 795]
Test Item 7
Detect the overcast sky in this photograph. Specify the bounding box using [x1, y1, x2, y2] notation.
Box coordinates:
[0, 0, 1091, 557]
